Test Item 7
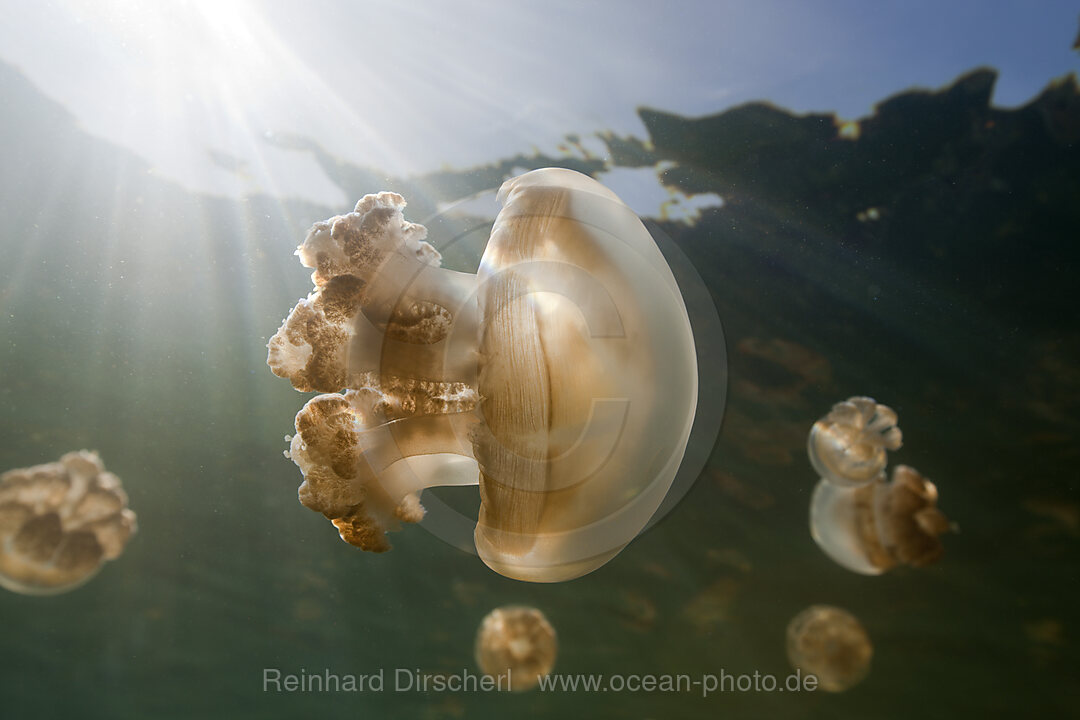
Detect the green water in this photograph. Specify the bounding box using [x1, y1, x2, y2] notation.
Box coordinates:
[1, 56, 1078, 719]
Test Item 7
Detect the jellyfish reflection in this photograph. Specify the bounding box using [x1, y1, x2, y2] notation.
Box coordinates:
[474, 605, 557, 691]
[808, 396, 901, 487]
[786, 604, 872, 692]
[810, 464, 948, 575]
[0, 451, 137, 595]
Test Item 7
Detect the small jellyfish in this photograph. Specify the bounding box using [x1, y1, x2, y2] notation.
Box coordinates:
[810, 464, 949, 575]
[786, 604, 872, 692]
[474, 605, 557, 691]
[268, 168, 699, 582]
[807, 396, 902, 487]
[0, 451, 137, 595]
[683, 577, 740, 634]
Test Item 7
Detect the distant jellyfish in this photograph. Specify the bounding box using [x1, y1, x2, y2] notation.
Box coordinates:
[0, 451, 137, 595]
[474, 605, 557, 691]
[786, 604, 872, 692]
[810, 464, 949, 575]
[808, 396, 902, 487]
[683, 577, 741, 634]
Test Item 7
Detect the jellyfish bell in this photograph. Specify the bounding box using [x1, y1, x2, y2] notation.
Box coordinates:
[474, 605, 557, 691]
[808, 396, 902, 488]
[268, 168, 698, 582]
[0, 451, 137, 595]
[473, 168, 698, 581]
[810, 464, 949, 575]
[786, 604, 872, 692]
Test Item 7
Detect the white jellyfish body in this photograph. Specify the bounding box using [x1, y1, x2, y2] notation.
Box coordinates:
[0, 451, 137, 595]
[807, 396, 902, 488]
[786, 604, 872, 692]
[473, 168, 698, 581]
[268, 168, 698, 582]
[810, 465, 949, 575]
[474, 605, 557, 691]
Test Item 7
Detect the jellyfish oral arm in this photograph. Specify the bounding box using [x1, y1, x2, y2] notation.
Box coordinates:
[267, 191, 482, 395]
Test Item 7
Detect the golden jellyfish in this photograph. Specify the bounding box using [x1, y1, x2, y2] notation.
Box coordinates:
[810, 464, 949, 575]
[807, 396, 902, 487]
[474, 605, 557, 691]
[0, 451, 137, 595]
[268, 168, 698, 582]
[786, 604, 872, 692]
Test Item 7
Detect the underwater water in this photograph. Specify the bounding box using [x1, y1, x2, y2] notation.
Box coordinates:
[1, 7, 1079, 719]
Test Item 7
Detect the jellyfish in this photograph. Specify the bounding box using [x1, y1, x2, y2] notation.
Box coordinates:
[268, 168, 698, 582]
[474, 605, 557, 691]
[0, 451, 137, 595]
[786, 604, 872, 692]
[810, 464, 949, 575]
[807, 396, 902, 487]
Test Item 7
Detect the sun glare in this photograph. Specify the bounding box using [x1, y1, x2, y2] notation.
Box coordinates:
[60, 1, 289, 192]
[37, 0, 372, 204]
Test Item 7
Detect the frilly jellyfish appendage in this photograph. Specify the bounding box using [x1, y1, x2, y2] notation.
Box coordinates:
[810, 464, 949, 575]
[807, 396, 902, 488]
[786, 605, 872, 692]
[0, 451, 137, 595]
[267, 168, 698, 582]
[474, 605, 557, 691]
